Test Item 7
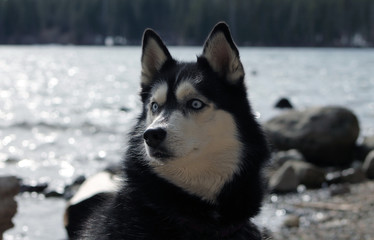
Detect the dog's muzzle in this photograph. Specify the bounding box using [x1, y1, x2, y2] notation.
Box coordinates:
[143, 128, 172, 159]
[143, 128, 167, 148]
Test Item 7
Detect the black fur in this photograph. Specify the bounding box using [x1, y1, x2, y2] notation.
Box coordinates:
[78, 22, 269, 240]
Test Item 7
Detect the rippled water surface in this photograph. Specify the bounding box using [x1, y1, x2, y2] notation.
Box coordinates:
[1, 46, 373, 239]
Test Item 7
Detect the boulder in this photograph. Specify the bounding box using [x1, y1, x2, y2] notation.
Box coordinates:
[270, 149, 305, 169]
[64, 172, 119, 239]
[270, 161, 325, 189]
[269, 162, 299, 193]
[0, 176, 20, 240]
[291, 161, 326, 188]
[363, 150, 374, 179]
[264, 106, 360, 167]
[363, 135, 374, 150]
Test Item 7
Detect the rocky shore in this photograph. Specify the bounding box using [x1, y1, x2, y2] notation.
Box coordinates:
[265, 105, 374, 193]
[1, 103, 374, 239]
[263, 103, 374, 240]
[271, 180, 374, 240]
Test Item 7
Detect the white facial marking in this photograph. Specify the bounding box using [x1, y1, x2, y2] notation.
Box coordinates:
[146, 83, 168, 126]
[150, 108, 241, 203]
[151, 82, 168, 106]
[175, 81, 199, 102]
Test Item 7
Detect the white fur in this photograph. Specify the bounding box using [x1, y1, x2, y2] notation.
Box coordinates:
[175, 81, 199, 102]
[146, 91, 242, 202]
[152, 82, 168, 106]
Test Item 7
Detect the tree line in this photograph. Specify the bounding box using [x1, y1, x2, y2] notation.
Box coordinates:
[0, 0, 373, 47]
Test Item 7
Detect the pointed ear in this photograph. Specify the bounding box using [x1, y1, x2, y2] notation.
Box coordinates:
[202, 22, 244, 84]
[141, 29, 172, 87]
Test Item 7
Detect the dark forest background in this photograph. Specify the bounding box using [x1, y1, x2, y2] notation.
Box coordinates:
[0, 0, 373, 47]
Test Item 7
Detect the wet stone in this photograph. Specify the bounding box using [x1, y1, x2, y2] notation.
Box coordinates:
[329, 184, 351, 196]
[20, 182, 48, 193]
[362, 150, 374, 179]
[283, 215, 300, 228]
[341, 168, 366, 184]
[269, 162, 299, 193]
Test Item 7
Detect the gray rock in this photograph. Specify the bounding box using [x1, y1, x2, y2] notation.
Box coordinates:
[264, 106, 360, 167]
[363, 135, 374, 148]
[325, 171, 344, 184]
[0, 176, 20, 240]
[269, 160, 325, 191]
[291, 161, 326, 189]
[326, 168, 367, 185]
[363, 135, 374, 153]
[341, 168, 366, 183]
[271, 149, 305, 169]
[269, 162, 299, 193]
[329, 184, 351, 196]
[283, 214, 300, 228]
[363, 150, 374, 179]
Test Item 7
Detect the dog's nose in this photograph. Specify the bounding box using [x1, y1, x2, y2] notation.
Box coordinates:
[143, 128, 167, 148]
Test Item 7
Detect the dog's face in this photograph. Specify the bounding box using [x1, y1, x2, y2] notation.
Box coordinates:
[139, 23, 246, 202]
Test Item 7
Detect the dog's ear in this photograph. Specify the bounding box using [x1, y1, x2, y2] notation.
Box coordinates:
[141, 29, 172, 87]
[202, 22, 244, 84]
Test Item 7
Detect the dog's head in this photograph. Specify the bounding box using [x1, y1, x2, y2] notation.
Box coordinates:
[138, 22, 250, 202]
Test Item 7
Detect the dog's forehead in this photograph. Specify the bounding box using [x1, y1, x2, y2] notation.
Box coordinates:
[175, 81, 199, 101]
[151, 63, 204, 103]
[151, 82, 168, 105]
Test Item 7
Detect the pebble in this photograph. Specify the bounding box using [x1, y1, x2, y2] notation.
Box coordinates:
[44, 190, 64, 198]
[328, 184, 351, 196]
[282, 215, 300, 228]
[269, 162, 298, 193]
[270, 149, 305, 169]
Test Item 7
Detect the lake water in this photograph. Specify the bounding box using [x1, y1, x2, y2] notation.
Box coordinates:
[1, 46, 373, 239]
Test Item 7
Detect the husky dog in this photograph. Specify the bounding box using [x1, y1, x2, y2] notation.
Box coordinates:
[79, 22, 269, 240]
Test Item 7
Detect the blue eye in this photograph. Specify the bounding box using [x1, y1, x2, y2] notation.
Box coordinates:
[151, 102, 159, 113]
[187, 99, 205, 110]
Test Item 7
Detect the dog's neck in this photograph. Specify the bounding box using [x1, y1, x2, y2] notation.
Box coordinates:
[150, 144, 242, 203]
